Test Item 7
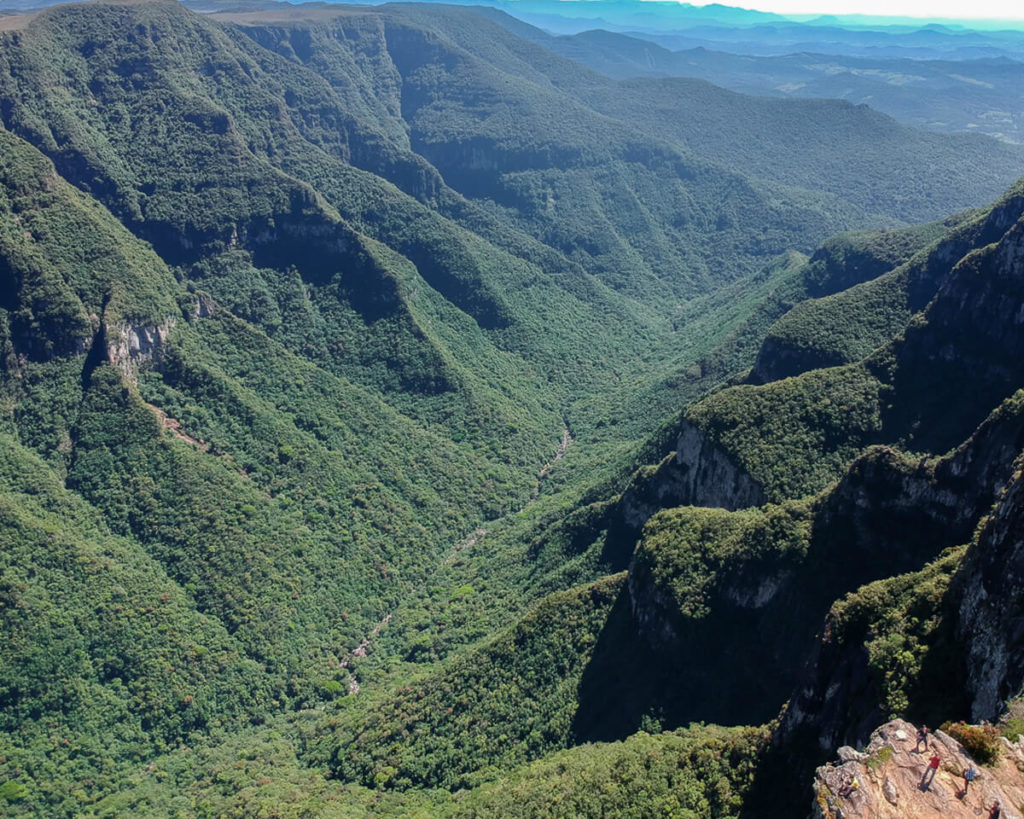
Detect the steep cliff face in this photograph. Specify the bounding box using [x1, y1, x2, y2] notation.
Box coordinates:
[750, 334, 844, 385]
[622, 394, 1024, 738]
[752, 188, 1024, 388]
[105, 318, 177, 385]
[0, 129, 183, 370]
[580, 182, 1024, 777]
[230, 16, 446, 204]
[815, 388, 1024, 578]
[657, 183, 1024, 518]
[956, 461, 1024, 722]
[617, 420, 767, 532]
[780, 399, 1024, 753]
[879, 200, 1024, 454]
[749, 223, 950, 385]
[800, 230, 935, 300]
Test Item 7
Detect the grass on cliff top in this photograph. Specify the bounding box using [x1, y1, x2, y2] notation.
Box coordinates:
[633, 501, 813, 621]
[687, 363, 886, 501]
[828, 546, 966, 722]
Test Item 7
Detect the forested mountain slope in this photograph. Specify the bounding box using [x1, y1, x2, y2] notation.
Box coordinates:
[367, 4, 1024, 226]
[1, 1, 1024, 816]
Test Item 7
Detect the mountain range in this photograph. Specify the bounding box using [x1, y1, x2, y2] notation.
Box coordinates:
[493, 22, 1024, 142]
[1, 1, 1024, 816]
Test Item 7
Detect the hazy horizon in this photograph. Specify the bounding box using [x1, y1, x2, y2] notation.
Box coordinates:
[640, 0, 1024, 24]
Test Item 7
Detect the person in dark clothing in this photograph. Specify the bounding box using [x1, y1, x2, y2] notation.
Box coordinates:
[916, 724, 929, 752]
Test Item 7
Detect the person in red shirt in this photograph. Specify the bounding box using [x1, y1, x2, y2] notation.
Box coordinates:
[921, 754, 941, 789]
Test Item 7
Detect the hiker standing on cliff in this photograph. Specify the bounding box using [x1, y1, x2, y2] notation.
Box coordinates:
[916, 724, 929, 751]
[921, 754, 941, 789]
[962, 767, 978, 796]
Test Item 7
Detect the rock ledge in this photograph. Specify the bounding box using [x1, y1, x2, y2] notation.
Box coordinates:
[813, 719, 1024, 818]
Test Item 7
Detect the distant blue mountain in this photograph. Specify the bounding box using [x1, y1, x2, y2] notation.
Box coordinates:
[474, 8, 1024, 142]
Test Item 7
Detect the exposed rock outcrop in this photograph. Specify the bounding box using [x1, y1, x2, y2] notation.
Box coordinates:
[879, 203, 1024, 454]
[813, 719, 1024, 819]
[623, 394, 1024, 737]
[815, 390, 1024, 578]
[956, 459, 1024, 723]
[752, 185, 1024, 387]
[618, 420, 766, 532]
[769, 196, 1024, 757]
[780, 406, 1024, 753]
[611, 186, 1024, 740]
[105, 318, 176, 385]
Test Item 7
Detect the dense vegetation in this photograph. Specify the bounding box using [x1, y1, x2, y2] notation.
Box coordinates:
[318, 574, 625, 792]
[1, 1, 1024, 815]
[826, 548, 966, 723]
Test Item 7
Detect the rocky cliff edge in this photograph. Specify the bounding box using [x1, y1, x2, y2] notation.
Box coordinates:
[814, 719, 1024, 819]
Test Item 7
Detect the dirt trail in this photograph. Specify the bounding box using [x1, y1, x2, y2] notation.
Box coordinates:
[442, 528, 487, 567]
[440, 419, 573, 567]
[531, 419, 573, 503]
[339, 613, 392, 695]
[146, 403, 210, 451]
